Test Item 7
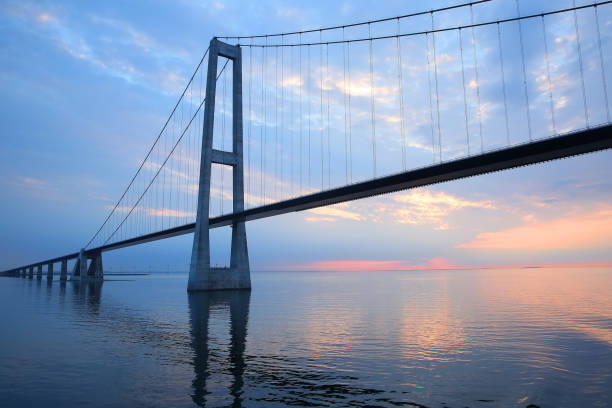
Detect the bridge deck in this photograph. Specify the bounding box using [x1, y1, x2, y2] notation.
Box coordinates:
[5, 124, 611, 272]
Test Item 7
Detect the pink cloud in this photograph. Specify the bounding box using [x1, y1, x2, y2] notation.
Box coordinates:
[294, 258, 458, 272]
[456, 207, 612, 250]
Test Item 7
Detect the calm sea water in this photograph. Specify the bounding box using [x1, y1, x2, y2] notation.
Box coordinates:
[1, 267, 611, 407]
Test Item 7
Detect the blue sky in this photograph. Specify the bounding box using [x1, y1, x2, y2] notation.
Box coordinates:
[1, 0, 611, 271]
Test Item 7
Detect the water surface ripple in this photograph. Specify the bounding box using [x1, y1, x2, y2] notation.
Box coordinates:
[1, 267, 611, 407]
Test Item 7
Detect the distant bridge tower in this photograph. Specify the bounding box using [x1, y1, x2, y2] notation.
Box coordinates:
[189, 39, 251, 291]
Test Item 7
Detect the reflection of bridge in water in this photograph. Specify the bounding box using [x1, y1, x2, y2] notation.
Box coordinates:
[3, 1, 612, 290]
[189, 290, 249, 406]
[18, 279, 408, 407]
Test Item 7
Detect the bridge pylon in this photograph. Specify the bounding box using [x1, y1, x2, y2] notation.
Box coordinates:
[188, 39, 250, 292]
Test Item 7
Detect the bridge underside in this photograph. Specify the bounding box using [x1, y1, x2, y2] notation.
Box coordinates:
[5, 123, 611, 273]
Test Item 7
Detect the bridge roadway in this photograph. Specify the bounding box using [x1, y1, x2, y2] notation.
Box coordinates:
[4, 123, 612, 273]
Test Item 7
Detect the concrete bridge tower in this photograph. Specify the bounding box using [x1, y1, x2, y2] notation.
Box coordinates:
[188, 39, 250, 292]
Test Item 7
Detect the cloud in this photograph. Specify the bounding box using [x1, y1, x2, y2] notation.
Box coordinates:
[456, 207, 612, 250]
[10, 176, 67, 202]
[147, 208, 195, 218]
[307, 205, 365, 221]
[18, 176, 44, 187]
[391, 189, 495, 229]
[103, 205, 195, 219]
[304, 216, 336, 222]
[6, 2, 192, 94]
[294, 257, 457, 271]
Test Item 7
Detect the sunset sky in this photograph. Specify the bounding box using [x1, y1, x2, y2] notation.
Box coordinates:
[1, 0, 611, 271]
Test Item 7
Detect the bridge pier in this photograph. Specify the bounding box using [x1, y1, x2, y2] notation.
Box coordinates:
[60, 259, 68, 281]
[28, 267, 33, 278]
[47, 263, 53, 280]
[36, 265, 42, 279]
[85, 251, 103, 281]
[71, 249, 87, 280]
[188, 39, 250, 292]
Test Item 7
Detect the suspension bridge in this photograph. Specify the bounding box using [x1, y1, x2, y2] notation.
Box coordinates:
[3, 0, 612, 290]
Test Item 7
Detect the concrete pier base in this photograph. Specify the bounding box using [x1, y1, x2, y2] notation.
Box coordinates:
[28, 267, 33, 278]
[36, 265, 42, 279]
[188, 39, 250, 292]
[47, 263, 53, 280]
[60, 259, 68, 281]
[84, 252, 103, 281]
[71, 249, 87, 280]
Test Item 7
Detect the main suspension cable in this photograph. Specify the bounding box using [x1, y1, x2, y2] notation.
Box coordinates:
[218, 0, 492, 40]
[102, 60, 230, 246]
[239, 2, 612, 48]
[86, 47, 210, 248]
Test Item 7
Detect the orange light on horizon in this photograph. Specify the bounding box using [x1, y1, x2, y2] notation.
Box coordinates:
[278, 259, 612, 272]
[456, 208, 612, 250]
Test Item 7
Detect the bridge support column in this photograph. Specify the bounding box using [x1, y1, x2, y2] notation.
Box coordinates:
[189, 39, 250, 292]
[84, 252, 103, 281]
[36, 265, 42, 279]
[60, 259, 68, 281]
[72, 249, 88, 280]
[28, 267, 33, 278]
[47, 263, 53, 280]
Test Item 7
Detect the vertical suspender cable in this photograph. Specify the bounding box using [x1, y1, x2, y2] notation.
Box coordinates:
[459, 28, 470, 154]
[431, 13, 442, 162]
[177, 96, 183, 225]
[162, 121, 166, 228]
[275, 45, 279, 201]
[342, 27, 348, 184]
[248, 41, 253, 208]
[262, 39, 267, 205]
[221, 67, 226, 215]
[516, 0, 532, 141]
[425, 32, 435, 163]
[290, 44, 295, 198]
[307, 44, 312, 188]
[326, 43, 331, 189]
[573, 0, 589, 128]
[168, 117, 173, 225]
[497, 23, 510, 145]
[320, 30, 324, 190]
[347, 39, 353, 183]
[541, 15, 556, 135]
[369, 23, 377, 177]
[280, 35, 285, 200]
[299, 33, 303, 194]
[156, 124, 161, 231]
[186, 75, 193, 224]
[260, 43, 265, 205]
[397, 18, 406, 171]
[470, 6, 483, 152]
[595, 5, 611, 123]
